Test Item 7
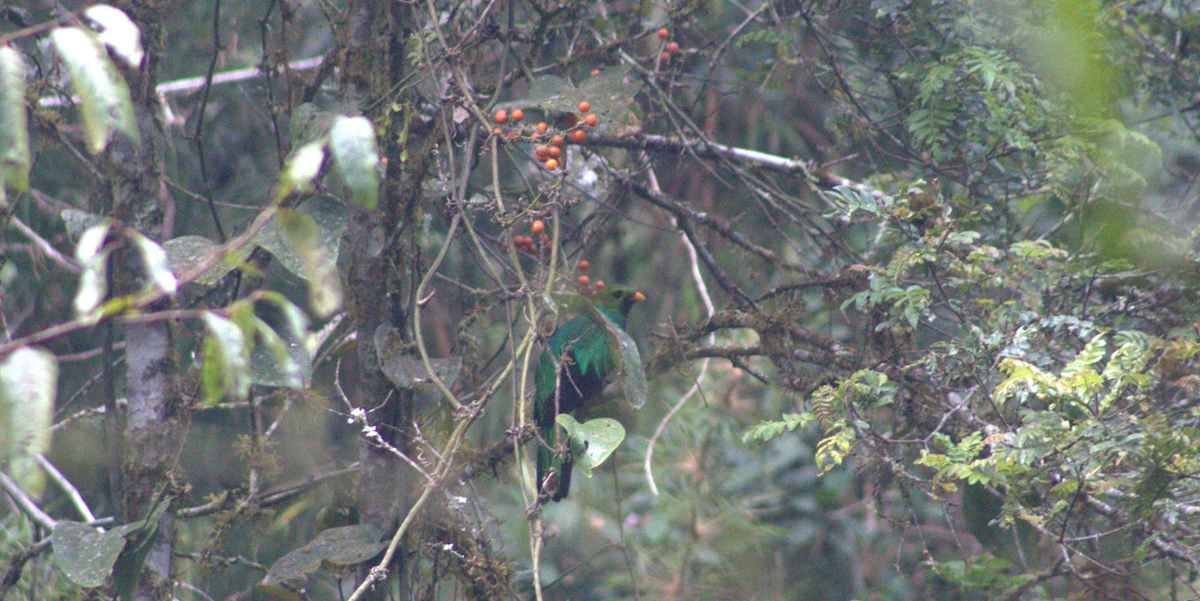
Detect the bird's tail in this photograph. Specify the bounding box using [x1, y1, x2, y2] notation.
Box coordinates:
[537, 423, 573, 502]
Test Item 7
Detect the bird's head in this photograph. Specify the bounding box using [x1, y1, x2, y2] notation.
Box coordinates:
[592, 285, 646, 318]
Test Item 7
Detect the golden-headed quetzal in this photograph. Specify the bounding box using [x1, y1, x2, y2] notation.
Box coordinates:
[534, 285, 644, 502]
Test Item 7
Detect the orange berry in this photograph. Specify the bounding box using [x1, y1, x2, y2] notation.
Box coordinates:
[493, 127, 503, 134]
[531, 220, 545, 234]
[658, 28, 669, 40]
[578, 101, 591, 113]
[506, 130, 518, 139]
[660, 52, 670, 64]
[548, 146, 562, 159]
[570, 129, 587, 143]
[593, 280, 605, 289]
[584, 113, 598, 127]
[667, 42, 680, 56]
[494, 110, 508, 124]
[545, 158, 559, 170]
[534, 145, 549, 160]
[577, 275, 591, 286]
[550, 135, 565, 147]
[511, 109, 524, 122]
[537, 122, 549, 133]
[590, 69, 599, 76]
[577, 260, 590, 272]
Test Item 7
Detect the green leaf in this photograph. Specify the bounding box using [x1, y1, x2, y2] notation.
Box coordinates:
[0, 347, 56, 496]
[329, 116, 380, 209]
[280, 141, 326, 199]
[127, 229, 177, 295]
[261, 525, 386, 586]
[50, 521, 141, 588]
[201, 312, 250, 405]
[162, 235, 253, 286]
[49, 26, 138, 154]
[257, 197, 347, 317]
[83, 5, 143, 68]
[0, 45, 30, 196]
[73, 222, 113, 317]
[556, 414, 625, 477]
[249, 314, 308, 389]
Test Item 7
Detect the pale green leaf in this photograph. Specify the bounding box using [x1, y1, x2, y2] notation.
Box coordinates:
[73, 222, 113, 317]
[329, 116, 380, 209]
[84, 5, 143, 68]
[557, 414, 625, 477]
[0, 45, 30, 194]
[50, 26, 138, 154]
[0, 347, 56, 496]
[201, 312, 250, 405]
[127, 230, 177, 295]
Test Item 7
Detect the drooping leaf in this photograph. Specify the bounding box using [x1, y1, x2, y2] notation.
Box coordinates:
[279, 141, 325, 199]
[261, 525, 386, 586]
[127, 229, 177, 296]
[375, 324, 462, 395]
[50, 26, 138, 154]
[0, 45, 30, 198]
[83, 5, 144, 68]
[328, 115, 380, 209]
[249, 315, 308, 389]
[162, 235, 254, 286]
[277, 208, 342, 317]
[557, 414, 625, 478]
[200, 312, 250, 405]
[73, 222, 113, 317]
[51, 521, 141, 588]
[520, 65, 642, 136]
[0, 347, 56, 496]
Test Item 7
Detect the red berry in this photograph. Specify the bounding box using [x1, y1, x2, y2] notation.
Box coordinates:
[667, 42, 680, 56]
[548, 146, 562, 159]
[660, 52, 670, 64]
[658, 28, 669, 40]
[578, 101, 590, 113]
[531, 220, 545, 234]
[535, 145, 549, 160]
[570, 129, 587, 143]
[593, 280, 605, 289]
[577, 275, 591, 286]
[537, 122, 549, 133]
[550, 135, 565, 147]
[545, 158, 559, 170]
[577, 260, 590, 272]
[584, 113, 598, 127]
[511, 109, 524, 122]
[494, 110, 508, 124]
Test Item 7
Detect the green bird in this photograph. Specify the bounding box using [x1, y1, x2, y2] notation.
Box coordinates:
[534, 285, 645, 502]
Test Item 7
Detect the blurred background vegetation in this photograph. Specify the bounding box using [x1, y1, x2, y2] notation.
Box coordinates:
[3, 0, 1200, 599]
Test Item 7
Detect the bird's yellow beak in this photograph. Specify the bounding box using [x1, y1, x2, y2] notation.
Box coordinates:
[633, 291, 646, 302]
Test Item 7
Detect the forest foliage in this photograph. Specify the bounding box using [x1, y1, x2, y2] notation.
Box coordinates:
[2, 0, 1200, 600]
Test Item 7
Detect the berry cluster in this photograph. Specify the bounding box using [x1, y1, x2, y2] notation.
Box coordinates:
[509, 219, 550, 255]
[656, 28, 681, 65]
[491, 101, 600, 171]
[574, 260, 607, 296]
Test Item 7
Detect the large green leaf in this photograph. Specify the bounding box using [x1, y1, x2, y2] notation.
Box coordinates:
[261, 525, 386, 586]
[0, 347, 56, 496]
[329, 116, 380, 209]
[200, 312, 250, 405]
[557, 414, 625, 478]
[0, 45, 30, 200]
[49, 26, 138, 154]
[51, 521, 141, 588]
